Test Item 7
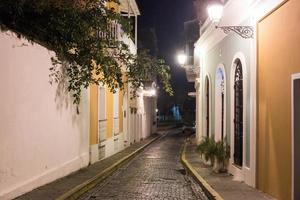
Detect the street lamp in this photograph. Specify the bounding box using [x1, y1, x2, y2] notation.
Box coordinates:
[207, 4, 254, 39]
[177, 52, 187, 66]
[207, 4, 223, 23]
[143, 89, 156, 97]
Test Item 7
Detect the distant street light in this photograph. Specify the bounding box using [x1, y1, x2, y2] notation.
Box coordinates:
[177, 52, 187, 66]
[207, 3, 254, 39]
[143, 89, 156, 97]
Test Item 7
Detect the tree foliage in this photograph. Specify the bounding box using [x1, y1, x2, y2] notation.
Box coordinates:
[0, 0, 173, 108]
[128, 49, 173, 97]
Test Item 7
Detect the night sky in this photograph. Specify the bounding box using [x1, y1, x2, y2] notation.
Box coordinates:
[136, 0, 197, 118]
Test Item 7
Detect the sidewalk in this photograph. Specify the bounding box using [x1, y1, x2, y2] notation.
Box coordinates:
[182, 137, 274, 200]
[16, 133, 162, 200]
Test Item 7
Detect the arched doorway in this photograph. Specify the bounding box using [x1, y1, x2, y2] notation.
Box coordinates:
[215, 67, 226, 141]
[233, 59, 243, 167]
[205, 76, 210, 138]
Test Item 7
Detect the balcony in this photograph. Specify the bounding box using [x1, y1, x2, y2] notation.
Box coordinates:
[184, 65, 200, 82]
[98, 21, 136, 54]
[98, 21, 121, 43]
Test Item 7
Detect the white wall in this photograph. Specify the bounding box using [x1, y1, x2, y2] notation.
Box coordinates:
[144, 97, 157, 137]
[0, 32, 90, 200]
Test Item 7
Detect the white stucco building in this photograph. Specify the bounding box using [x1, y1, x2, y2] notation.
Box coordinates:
[191, 0, 300, 199]
[0, 1, 158, 199]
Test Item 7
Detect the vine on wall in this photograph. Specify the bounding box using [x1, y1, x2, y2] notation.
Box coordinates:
[0, 0, 173, 111]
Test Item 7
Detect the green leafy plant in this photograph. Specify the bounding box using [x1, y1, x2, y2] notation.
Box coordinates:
[197, 136, 217, 166]
[215, 140, 230, 173]
[0, 0, 173, 111]
[197, 137, 209, 157]
[197, 136, 230, 172]
[127, 49, 173, 98]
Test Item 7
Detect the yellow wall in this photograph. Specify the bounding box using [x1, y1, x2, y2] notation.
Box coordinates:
[90, 85, 122, 144]
[107, 1, 119, 13]
[257, 0, 300, 199]
[89, 1, 123, 143]
[106, 88, 114, 138]
[90, 84, 98, 145]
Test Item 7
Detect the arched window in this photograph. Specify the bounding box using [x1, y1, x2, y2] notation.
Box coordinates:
[205, 76, 210, 138]
[233, 59, 243, 167]
[215, 67, 225, 141]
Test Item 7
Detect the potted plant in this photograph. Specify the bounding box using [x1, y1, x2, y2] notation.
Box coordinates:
[197, 137, 217, 167]
[205, 138, 217, 167]
[197, 137, 209, 158]
[215, 140, 230, 173]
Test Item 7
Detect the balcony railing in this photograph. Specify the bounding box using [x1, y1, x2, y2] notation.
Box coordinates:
[98, 21, 136, 54]
[98, 21, 122, 42]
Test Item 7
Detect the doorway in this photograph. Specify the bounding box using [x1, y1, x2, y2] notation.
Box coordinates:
[233, 59, 243, 167]
[215, 67, 226, 141]
[205, 76, 210, 138]
[292, 74, 300, 200]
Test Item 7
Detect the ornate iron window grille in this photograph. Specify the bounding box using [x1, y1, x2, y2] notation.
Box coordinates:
[220, 75, 225, 141]
[233, 60, 243, 167]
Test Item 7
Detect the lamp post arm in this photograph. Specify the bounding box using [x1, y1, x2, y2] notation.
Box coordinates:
[216, 26, 254, 39]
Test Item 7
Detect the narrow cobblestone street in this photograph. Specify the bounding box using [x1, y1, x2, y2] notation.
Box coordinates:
[79, 129, 208, 200]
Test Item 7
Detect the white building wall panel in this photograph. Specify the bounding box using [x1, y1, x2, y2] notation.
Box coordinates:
[0, 31, 90, 199]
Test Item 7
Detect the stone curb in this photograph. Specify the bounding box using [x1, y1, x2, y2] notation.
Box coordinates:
[180, 140, 224, 200]
[56, 134, 163, 200]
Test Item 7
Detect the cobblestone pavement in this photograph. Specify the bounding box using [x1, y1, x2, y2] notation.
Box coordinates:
[79, 130, 208, 200]
[16, 134, 160, 200]
[185, 136, 274, 200]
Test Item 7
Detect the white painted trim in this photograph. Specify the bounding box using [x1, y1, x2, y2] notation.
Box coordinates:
[229, 52, 248, 182]
[123, 91, 129, 147]
[90, 144, 99, 164]
[113, 89, 119, 118]
[118, 132, 125, 151]
[291, 73, 300, 200]
[98, 85, 107, 121]
[214, 64, 227, 142]
[194, 78, 202, 143]
[249, 18, 257, 187]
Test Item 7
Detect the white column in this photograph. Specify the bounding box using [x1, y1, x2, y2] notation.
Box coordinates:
[195, 78, 202, 144]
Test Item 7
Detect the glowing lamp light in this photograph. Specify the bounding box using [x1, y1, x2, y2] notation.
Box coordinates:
[207, 3, 253, 39]
[177, 53, 187, 66]
[143, 89, 156, 97]
[149, 89, 156, 96]
[207, 4, 224, 23]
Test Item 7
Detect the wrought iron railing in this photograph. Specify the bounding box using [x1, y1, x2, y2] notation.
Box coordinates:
[98, 21, 121, 42]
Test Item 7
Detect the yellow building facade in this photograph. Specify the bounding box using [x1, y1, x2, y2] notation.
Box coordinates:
[257, 0, 300, 199]
[88, 0, 158, 164]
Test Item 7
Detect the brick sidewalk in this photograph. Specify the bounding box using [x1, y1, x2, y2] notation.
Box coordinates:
[184, 137, 274, 200]
[16, 133, 161, 200]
